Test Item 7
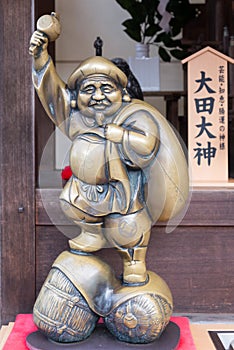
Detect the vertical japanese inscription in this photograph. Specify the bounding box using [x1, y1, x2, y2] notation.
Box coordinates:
[193, 70, 217, 166]
[218, 65, 226, 151]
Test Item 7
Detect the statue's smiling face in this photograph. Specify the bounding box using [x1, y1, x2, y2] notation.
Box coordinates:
[77, 75, 122, 119]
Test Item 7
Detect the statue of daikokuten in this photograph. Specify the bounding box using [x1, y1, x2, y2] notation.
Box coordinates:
[29, 13, 189, 345]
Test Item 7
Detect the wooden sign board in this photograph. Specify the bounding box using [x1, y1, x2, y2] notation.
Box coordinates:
[182, 47, 234, 185]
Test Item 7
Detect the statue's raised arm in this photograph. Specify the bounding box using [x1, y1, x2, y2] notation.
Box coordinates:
[29, 13, 70, 132]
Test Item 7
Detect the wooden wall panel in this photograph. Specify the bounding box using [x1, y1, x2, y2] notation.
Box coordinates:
[149, 226, 234, 313]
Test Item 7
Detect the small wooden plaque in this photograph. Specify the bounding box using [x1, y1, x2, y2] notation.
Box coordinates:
[182, 47, 234, 185]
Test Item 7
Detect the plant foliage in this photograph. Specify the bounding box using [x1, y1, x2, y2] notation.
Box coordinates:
[116, 0, 198, 61]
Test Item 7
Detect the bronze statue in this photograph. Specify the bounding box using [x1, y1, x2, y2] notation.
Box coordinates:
[29, 13, 189, 345]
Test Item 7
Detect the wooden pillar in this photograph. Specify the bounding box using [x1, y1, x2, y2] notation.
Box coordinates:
[0, 0, 36, 325]
[164, 94, 181, 132]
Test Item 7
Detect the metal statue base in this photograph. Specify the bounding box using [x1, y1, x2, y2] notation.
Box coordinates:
[26, 322, 180, 350]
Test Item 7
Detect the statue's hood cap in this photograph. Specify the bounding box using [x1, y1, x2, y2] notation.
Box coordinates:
[67, 56, 128, 89]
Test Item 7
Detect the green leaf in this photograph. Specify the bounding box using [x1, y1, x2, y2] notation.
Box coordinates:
[116, 0, 147, 23]
[115, 0, 133, 11]
[122, 18, 139, 29]
[167, 0, 197, 25]
[162, 35, 183, 48]
[143, 0, 159, 12]
[158, 46, 171, 62]
[128, 3, 148, 23]
[142, 0, 159, 22]
[122, 19, 142, 42]
[124, 29, 141, 42]
[154, 32, 167, 43]
[170, 19, 183, 37]
[145, 24, 159, 37]
[115, 0, 199, 51]
[170, 49, 189, 60]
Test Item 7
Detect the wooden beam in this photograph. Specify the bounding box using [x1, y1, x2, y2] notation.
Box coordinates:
[36, 188, 234, 227]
